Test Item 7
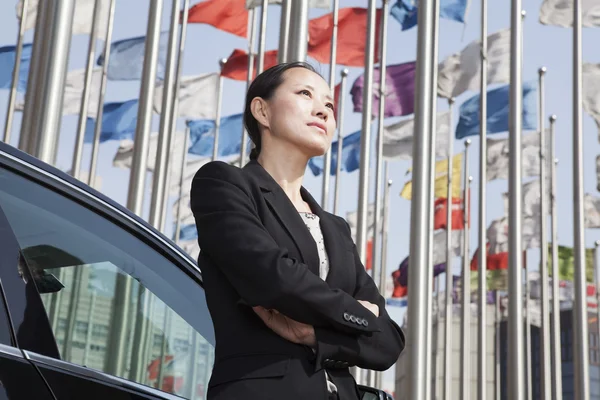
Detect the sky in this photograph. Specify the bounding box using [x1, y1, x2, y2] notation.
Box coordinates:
[3, 0, 600, 394]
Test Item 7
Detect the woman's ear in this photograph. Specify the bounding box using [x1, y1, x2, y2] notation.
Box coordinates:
[250, 97, 270, 129]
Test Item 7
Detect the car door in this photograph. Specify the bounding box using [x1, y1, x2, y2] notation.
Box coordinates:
[0, 146, 215, 399]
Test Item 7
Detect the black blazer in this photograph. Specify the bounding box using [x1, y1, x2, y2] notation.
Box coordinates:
[190, 160, 405, 400]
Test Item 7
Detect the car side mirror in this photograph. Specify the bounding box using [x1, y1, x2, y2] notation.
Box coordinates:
[357, 384, 394, 400]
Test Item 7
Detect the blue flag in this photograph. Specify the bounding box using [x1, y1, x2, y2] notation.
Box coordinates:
[187, 114, 244, 157]
[390, 0, 468, 31]
[84, 99, 139, 143]
[0, 43, 32, 91]
[97, 32, 169, 80]
[179, 224, 197, 242]
[308, 130, 361, 176]
[455, 81, 538, 139]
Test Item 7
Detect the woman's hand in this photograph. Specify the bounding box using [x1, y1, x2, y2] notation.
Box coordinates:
[253, 306, 316, 348]
[357, 300, 379, 317]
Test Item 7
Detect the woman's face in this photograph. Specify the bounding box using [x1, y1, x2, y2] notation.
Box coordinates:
[258, 67, 336, 158]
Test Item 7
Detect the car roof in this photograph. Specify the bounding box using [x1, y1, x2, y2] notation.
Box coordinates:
[0, 141, 201, 279]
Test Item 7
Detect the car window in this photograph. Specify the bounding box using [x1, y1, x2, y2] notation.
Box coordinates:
[0, 167, 214, 399]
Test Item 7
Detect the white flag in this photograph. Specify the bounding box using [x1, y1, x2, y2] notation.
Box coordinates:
[432, 229, 463, 265]
[583, 63, 600, 140]
[16, 68, 102, 117]
[487, 217, 541, 254]
[487, 132, 544, 181]
[17, 0, 110, 39]
[438, 29, 510, 99]
[153, 73, 220, 120]
[584, 194, 600, 228]
[502, 180, 550, 219]
[539, 0, 600, 27]
[346, 204, 383, 242]
[245, 0, 331, 9]
[597, 155, 600, 191]
[382, 112, 450, 160]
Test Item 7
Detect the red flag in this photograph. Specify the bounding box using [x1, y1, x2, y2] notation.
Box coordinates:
[333, 82, 342, 117]
[307, 7, 382, 67]
[470, 244, 527, 271]
[221, 49, 279, 81]
[391, 269, 408, 298]
[365, 239, 373, 271]
[187, 0, 248, 38]
[433, 197, 465, 230]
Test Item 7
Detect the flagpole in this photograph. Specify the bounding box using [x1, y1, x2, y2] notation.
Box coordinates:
[287, 0, 309, 62]
[443, 97, 456, 400]
[477, 0, 488, 398]
[508, 0, 525, 397]
[572, 0, 591, 396]
[174, 125, 190, 244]
[549, 114, 563, 400]
[256, 0, 268, 74]
[406, 0, 437, 393]
[71, 0, 103, 181]
[239, 9, 257, 168]
[537, 66, 552, 399]
[321, 0, 341, 211]
[495, 292, 501, 400]
[149, 0, 182, 230]
[595, 240, 600, 359]
[88, 0, 117, 187]
[460, 141, 472, 400]
[212, 59, 227, 162]
[159, 0, 191, 233]
[3, 0, 29, 144]
[278, 0, 291, 63]
[333, 68, 348, 216]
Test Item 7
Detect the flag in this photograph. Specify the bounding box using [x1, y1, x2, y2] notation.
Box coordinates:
[0, 43, 32, 91]
[437, 29, 510, 99]
[400, 153, 463, 199]
[350, 61, 416, 118]
[584, 194, 600, 228]
[187, 114, 244, 157]
[153, 73, 220, 119]
[307, 130, 361, 176]
[470, 268, 510, 292]
[390, 0, 468, 31]
[539, 0, 600, 27]
[434, 197, 465, 230]
[245, 0, 331, 8]
[307, 8, 381, 67]
[97, 32, 169, 81]
[365, 239, 373, 271]
[487, 216, 541, 254]
[502, 180, 550, 219]
[547, 244, 595, 282]
[346, 203, 383, 242]
[17, 0, 110, 39]
[455, 81, 538, 139]
[487, 132, 543, 181]
[470, 244, 509, 271]
[84, 99, 139, 143]
[188, 0, 249, 38]
[582, 63, 600, 140]
[382, 111, 450, 160]
[597, 156, 600, 191]
[432, 229, 463, 265]
[392, 254, 449, 298]
[221, 49, 279, 81]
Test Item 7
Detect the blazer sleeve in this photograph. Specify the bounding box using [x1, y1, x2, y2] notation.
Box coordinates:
[190, 161, 379, 335]
[312, 220, 405, 372]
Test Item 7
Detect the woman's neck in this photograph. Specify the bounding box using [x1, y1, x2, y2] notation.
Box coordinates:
[257, 150, 309, 210]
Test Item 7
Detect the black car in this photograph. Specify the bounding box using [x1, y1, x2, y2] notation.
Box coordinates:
[0, 141, 393, 399]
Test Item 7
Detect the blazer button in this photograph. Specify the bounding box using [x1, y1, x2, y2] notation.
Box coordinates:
[362, 319, 369, 327]
[350, 315, 357, 323]
[343, 312, 351, 321]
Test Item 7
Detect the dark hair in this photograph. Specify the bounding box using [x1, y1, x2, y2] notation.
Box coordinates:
[244, 62, 319, 160]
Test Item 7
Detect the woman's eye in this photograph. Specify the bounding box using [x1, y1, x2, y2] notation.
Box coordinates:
[326, 103, 335, 110]
[299, 89, 311, 97]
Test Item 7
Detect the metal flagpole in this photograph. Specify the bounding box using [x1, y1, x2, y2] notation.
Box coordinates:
[407, 0, 436, 395]
[287, 0, 309, 62]
[321, 0, 341, 210]
[175, 125, 190, 244]
[333, 68, 348, 216]
[549, 114, 563, 400]
[71, 0, 103, 181]
[460, 141, 472, 400]
[572, 0, 591, 397]
[508, 0, 525, 397]
[596, 241, 600, 368]
[278, 0, 291, 63]
[88, 0, 117, 187]
[212, 59, 227, 162]
[495, 292, 501, 400]
[3, 0, 30, 144]
[256, 0, 268, 74]
[443, 97, 456, 400]
[538, 66, 552, 399]
[149, 0, 182, 229]
[477, 1, 488, 398]
[239, 9, 257, 167]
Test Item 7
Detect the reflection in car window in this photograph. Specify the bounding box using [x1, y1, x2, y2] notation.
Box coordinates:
[0, 167, 214, 399]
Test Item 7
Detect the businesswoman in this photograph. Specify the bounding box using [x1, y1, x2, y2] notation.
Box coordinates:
[190, 62, 404, 400]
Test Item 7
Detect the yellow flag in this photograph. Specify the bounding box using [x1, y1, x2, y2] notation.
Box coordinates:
[400, 153, 463, 200]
